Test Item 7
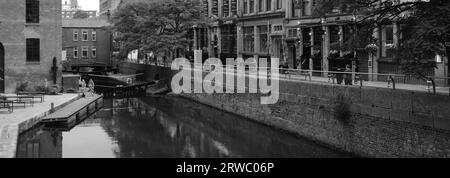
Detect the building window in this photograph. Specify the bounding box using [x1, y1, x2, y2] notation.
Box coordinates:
[26, 39, 40, 62]
[92, 31, 97, 41]
[221, 25, 237, 54]
[223, 0, 230, 17]
[249, 0, 254, 13]
[276, 0, 282, 10]
[244, 0, 248, 14]
[259, 0, 264, 12]
[73, 30, 79, 41]
[266, 0, 271, 11]
[231, 0, 238, 15]
[82, 30, 88, 41]
[26, 0, 39, 23]
[288, 29, 298, 37]
[82, 46, 88, 58]
[91, 46, 96, 58]
[292, 0, 301, 17]
[273, 25, 283, 32]
[243, 27, 254, 52]
[259, 26, 269, 53]
[212, 0, 219, 16]
[73, 47, 78, 58]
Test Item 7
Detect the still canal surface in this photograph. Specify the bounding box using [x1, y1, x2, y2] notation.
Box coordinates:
[16, 96, 349, 158]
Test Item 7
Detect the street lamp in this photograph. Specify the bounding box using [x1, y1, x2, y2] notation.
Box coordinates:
[351, 13, 358, 84]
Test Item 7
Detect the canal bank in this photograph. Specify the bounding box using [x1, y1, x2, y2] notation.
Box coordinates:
[17, 97, 349, 158]
[120, 62, 450, 158]
[0, 94, 80, 158]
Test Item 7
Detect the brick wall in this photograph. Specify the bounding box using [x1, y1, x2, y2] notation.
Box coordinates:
[0, 0, 62, 93]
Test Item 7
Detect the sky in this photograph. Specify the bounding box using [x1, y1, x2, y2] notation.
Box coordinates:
[77, 0, 100, 11]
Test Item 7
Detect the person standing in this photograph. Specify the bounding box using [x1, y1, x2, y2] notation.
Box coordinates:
[344, 65, 352, 85]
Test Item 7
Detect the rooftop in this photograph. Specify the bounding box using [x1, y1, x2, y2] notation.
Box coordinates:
[62, 18, 111, 28]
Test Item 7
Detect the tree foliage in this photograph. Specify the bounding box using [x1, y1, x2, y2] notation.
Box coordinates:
[73, 10, 89, 19]
[110, 0, 208, 58]
[312, 0, 450, 78]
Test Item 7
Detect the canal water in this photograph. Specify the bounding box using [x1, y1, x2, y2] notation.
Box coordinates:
[16, 96, 349, 158]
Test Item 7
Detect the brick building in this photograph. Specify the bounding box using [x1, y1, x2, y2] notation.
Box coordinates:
[62, 18, 112, 71]
[0, 0, 62, 93]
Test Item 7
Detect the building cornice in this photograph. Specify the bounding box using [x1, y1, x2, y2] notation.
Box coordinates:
[238, 11, 285, 22]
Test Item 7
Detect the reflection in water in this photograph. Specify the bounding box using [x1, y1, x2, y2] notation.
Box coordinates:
[17, 96, 349, 158]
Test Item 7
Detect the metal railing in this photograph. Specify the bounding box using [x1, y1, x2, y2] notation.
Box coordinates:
[126, 62, 450, 96]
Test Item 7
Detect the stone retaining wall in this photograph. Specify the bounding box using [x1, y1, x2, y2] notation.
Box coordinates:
[121, 62, 450, 158]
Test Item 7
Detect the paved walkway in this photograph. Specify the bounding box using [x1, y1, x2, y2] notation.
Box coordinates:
[282, 74, 450, 95]
[138, 63, 450, 95]
[0, 94, 80, 158]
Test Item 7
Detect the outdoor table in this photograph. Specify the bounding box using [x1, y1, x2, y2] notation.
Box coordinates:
[0, 100, 14, 113]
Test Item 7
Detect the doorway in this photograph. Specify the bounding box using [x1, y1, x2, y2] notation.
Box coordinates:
[287, 43, 297, 69]
[0, 42, 5, 93]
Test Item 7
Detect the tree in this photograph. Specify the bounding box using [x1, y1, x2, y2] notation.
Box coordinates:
[73, 10, 89, 19]
[312, 0, 450, 79]
[110, 0, 209, 60]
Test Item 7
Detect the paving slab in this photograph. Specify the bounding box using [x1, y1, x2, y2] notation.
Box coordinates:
[0, 94, 80, 158]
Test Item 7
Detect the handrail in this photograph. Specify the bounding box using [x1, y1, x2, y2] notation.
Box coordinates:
[427, 78, 437, 95]
[388, 75, 396, 90]
[130, 62, 450, 95]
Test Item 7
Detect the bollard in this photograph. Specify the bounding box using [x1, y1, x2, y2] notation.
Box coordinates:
[427, 80, 432, 93]
[50, 103, 55, 113]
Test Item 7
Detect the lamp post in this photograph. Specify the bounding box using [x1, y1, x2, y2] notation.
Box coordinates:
[321, 17, 327, 77]
[351, 13, 357, 84]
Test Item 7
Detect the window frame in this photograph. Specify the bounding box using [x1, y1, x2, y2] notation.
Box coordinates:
[91, 46, 97, 58]
[82, 30, 89, 41]
[276, 0, 282, 10]
[73, 47, 78, 58]
[26, 0, 40, 24]
[81, 46, 89, 58]
[92, 31, 97, 41]
[258, 0, 264, 12]
[266, 0, 272, 11]
[26, 38, 40, 62]
[73, 29, 79, 41]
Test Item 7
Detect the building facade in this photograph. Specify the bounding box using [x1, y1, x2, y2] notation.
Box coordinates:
[62, 0, 97, 19]
[191, 0, 287, 64]
[62, 0, 79, 10]
[62, 10, 97, 19]
[237, 0, 286, 62]
[285, 0, 447, 86]
[62, 19, 112, 71]
[192, 0, 447, 86]
[0, 0, 63, 93]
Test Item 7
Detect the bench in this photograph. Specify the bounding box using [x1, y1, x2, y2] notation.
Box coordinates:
[3, 96, 35, 107]
[16, 92, 45, 103]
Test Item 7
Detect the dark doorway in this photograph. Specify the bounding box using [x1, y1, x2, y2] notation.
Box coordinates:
[0, 42, 5, 93]
[288, 43, 297, 69]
